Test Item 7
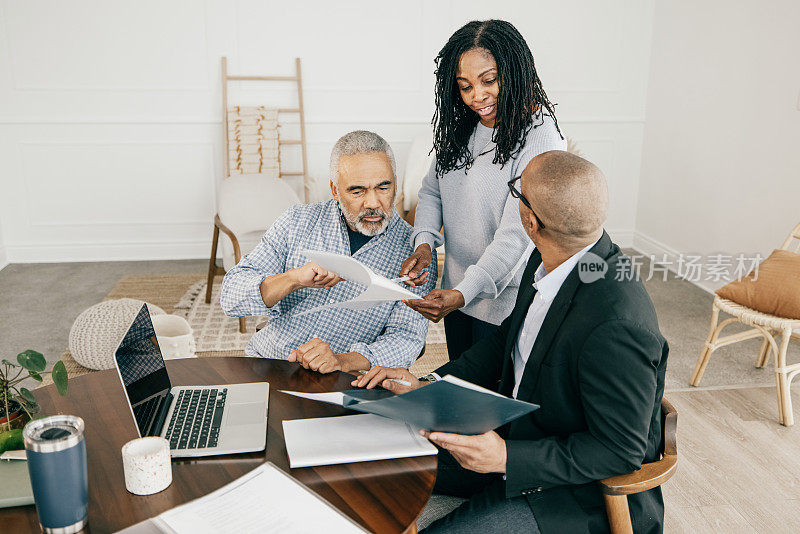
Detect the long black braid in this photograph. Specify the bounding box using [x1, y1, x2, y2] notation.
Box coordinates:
[432, 20, 562, 178]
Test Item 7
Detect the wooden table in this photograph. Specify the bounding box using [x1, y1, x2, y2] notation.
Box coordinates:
[1, 358, 437, 533]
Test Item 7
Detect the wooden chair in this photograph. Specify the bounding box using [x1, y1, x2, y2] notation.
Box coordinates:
[206, 57, 309, 333]
[689, 221, 800, 425]
[599, 398, 678, 534]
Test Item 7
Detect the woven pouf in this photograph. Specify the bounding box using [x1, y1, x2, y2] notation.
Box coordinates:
[68, 299, 165, 370]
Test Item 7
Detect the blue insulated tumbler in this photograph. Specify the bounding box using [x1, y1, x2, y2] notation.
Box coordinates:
[23, 415, 89, 534]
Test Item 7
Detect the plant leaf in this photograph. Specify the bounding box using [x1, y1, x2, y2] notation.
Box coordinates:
[29, 370, 43, 382]
[0, 428, 24, 454]
[52, 361, 68, 396]
[17, 350, 46, 373]
[19, 388, 35, 404]
[1, 359, 18, 368]
[16, 352, 32, 369]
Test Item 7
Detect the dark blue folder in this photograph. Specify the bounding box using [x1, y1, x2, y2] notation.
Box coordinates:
[340, 377, 539, 435]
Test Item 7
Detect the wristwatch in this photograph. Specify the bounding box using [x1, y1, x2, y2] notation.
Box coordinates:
[420, 373, 439, 383]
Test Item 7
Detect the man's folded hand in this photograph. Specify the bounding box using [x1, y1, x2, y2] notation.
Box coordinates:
[288, 338, 342, 373]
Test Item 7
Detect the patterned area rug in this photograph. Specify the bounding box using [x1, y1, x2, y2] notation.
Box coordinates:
[42, 273, 449, 385]
[174, 278, 265, 353]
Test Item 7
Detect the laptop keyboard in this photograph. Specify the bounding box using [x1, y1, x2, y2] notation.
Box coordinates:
[164, 388, 228, 450]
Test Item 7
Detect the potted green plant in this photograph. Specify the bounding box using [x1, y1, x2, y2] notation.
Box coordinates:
[0, 350, 68, 454]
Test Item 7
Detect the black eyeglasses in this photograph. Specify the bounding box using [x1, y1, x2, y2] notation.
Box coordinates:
[508, 176, 546, 229]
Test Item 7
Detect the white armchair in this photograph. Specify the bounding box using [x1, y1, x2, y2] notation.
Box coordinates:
[205, 174, 301, 332]
[399, 130, 435, 224]
[399, 130, 445, 277]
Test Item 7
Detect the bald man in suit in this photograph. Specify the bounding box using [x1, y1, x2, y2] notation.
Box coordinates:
[356, 150, 668, 534]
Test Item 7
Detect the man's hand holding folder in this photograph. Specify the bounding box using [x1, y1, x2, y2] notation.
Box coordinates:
[351, 366, 518, 474]
[420, 428, 507, 474]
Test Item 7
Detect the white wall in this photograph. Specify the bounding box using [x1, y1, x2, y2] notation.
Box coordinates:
[0, 218, 6, 270]
[0, 0, 654, 263]
[635, 0, 800, 291]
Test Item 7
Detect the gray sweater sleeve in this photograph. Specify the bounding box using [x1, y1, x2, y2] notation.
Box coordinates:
[453, 190, 532, 306]
[410, 118, 564, 307]
[409, 160, 444, 251]
[410, 157, 531, 306]
[454, 123, 565, 305]
[411, 157, 529, 305]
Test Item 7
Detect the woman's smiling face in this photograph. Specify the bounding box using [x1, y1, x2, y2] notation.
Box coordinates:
[456, 47, 499, 127]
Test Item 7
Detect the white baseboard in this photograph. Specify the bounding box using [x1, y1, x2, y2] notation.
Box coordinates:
[0, 245, 8, 271]
[6, 240, 209, 263]
[607, 229, 634, 248]
[631, 231, 720, 294]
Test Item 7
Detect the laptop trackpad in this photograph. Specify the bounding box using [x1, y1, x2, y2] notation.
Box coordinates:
[227, 403, 266, 426]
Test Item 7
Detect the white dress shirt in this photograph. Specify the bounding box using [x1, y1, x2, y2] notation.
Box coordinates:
[512, 240, 599, 398]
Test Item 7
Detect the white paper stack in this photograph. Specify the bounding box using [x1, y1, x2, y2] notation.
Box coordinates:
[150, 462, 366, 533]
[282, 413, 437, 468]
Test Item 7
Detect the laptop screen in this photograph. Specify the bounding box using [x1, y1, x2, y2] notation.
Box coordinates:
[114, 304, 172, 432]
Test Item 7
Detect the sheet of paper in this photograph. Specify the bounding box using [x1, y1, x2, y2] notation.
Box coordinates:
[294, 250, 421, 317]
[155, 462, 365, 533]
[279, 390, 345, 406]
[441, 375, 507, 398]
[283, 414, 437, 468]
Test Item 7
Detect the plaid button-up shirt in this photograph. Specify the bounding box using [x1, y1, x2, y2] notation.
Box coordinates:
[220, 199, 436, 368]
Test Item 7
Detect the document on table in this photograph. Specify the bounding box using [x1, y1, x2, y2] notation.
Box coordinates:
[294, 249, 421, 316]
[282, 413, 437, 468]
[150, 462, 366, 534]
[280, 387, 392, 407]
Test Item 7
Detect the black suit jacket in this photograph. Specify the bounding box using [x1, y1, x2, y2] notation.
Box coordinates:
[436, 232, 668, 534]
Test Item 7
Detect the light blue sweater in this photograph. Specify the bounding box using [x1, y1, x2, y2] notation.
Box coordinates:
[410, 113, 566, 325]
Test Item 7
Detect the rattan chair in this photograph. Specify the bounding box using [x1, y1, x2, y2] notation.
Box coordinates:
[599, 398, 678, 534]
[690, 221, 800, 425]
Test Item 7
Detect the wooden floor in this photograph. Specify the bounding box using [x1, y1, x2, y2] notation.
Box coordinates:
[663, 385, 800, 533]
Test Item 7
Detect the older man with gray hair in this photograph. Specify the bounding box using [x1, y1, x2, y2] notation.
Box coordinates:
[221, 130, 436, 373]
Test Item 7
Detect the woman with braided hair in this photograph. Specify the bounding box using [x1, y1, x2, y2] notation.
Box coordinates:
[400, 19, 565, 360]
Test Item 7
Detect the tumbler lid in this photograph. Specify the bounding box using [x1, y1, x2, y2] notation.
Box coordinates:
[23, 415, 85, 453]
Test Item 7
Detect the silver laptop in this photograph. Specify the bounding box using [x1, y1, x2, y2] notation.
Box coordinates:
[112, 304, 268, 457]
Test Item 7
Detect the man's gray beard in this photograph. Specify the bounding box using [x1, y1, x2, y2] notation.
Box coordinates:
[339, 202, 390, 237]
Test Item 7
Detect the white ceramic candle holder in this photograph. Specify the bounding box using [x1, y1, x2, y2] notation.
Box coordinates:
[121, 436, 172, 495]
[151, 314, 196, 360]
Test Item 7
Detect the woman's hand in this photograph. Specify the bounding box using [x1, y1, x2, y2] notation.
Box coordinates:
[403, 289, 465, 322]
[399, 244, 432, 287]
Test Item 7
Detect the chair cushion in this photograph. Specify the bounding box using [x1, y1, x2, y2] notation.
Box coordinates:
[217, 174, 301, 272]
[715, 249, 800, 320]
[402, 130, 435, 212]
[217, 174, 301, 237]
